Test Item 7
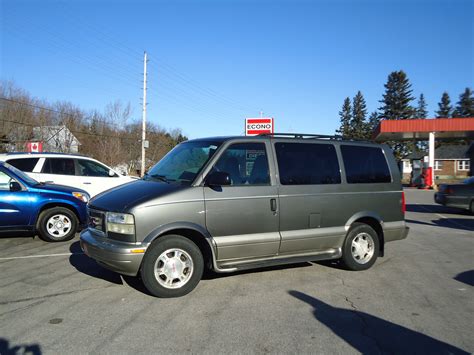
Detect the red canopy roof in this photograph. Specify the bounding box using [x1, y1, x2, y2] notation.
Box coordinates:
[373, 118, 474, 141]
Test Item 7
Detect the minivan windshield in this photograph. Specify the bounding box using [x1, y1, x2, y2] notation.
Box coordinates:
[144, 141, 221, 185]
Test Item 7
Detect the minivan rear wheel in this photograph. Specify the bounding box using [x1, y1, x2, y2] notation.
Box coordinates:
[141, 235, 204, 298]
[341, 223, 379, 271]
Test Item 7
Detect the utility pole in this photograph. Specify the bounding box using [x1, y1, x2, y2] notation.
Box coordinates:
[141, 51, 148, 177]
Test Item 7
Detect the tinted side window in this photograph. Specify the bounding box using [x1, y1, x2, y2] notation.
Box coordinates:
[214, 143, 270, 186]
[6, 158, 39, 172]
[341, 145, 391, 183]
[275, 143, 341, 185]
[77, 159, 112, 177]
[42, 158, 75, 175]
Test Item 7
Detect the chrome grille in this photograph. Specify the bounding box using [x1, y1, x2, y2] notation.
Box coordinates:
[88, 208, 106, 234]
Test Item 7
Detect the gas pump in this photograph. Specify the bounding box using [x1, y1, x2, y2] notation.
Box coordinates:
[419, 167, 433, 189]
[410, 159, 423, 187]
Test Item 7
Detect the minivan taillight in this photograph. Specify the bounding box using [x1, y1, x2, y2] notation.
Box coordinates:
[401, 192, 406, 214]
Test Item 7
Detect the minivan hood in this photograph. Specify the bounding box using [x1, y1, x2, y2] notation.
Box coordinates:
[89, 179, 186, 212]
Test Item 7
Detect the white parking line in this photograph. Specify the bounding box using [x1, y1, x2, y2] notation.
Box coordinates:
[0, 252, 84, 260]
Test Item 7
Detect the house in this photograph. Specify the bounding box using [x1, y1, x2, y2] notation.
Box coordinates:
[32, 125, 81, 153]
[401, 145, 471, 181]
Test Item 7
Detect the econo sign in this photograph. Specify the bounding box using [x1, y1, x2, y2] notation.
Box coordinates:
[245, 118, 274, 136]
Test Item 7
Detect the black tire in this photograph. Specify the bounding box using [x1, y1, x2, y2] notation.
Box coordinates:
[37, 207, 78, 242]
[141, 235, 204, 298]
[341, 222, 379, 271]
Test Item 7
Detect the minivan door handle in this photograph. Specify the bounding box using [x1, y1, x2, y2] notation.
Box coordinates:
[270, 198, 277, 212]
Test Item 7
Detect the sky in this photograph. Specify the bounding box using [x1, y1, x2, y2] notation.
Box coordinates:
[1, 0, 473, 139]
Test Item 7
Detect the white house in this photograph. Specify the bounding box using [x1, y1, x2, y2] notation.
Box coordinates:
[33, 125, 81, 153]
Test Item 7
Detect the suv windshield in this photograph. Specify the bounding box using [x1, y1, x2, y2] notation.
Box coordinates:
[3, 162, 39, 186]
[145, 141, 221, 185]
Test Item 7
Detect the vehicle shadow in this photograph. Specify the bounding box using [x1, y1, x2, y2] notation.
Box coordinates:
[69, 241, 122, 285]
[454, 270, 474, 287]
[406, 204, 471, 215]
[0, 338, 41, 355]
[289, 291, 469, 354]
[68, 241, 154, 296]
[405, 218, 474, 232]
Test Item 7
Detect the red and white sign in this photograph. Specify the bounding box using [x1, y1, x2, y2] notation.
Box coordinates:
[26, 141, 43, 153]
[245, 118, 274, 136]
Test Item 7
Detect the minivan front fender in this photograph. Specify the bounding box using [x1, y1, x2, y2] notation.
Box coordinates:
[143, 221, 213, 244]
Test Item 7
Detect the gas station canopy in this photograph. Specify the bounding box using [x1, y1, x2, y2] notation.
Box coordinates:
[373, 118, 474, 141]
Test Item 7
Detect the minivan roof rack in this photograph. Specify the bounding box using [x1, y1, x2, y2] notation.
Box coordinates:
[258, 133, 344, 140]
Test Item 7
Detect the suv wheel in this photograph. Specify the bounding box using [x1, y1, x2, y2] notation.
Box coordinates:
[37, 207, 78, 242]
[341, 223, 379, 271]
[141, 235, 204, 298]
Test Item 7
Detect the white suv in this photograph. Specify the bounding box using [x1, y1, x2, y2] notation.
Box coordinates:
[0, 153, 136, 197]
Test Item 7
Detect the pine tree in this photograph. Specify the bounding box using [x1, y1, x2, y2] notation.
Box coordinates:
[336, 97, 351, 138]
[435, 92, 452, 118]
[415, 93, 428, 118]
[453, 87, 474, 117]
[379, 70, 415, 120]
[365, 111, 380, 139]
[378, 70, 415, 158]
[351, 91, 368, 139]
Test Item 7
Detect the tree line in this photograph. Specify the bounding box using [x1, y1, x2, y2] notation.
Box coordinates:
[336, 70, 473, 156]
[0, 81, 186, 175]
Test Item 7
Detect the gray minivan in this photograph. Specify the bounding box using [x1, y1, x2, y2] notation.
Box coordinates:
[80, 134, 409, 298]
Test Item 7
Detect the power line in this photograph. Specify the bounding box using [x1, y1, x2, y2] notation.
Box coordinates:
[0, 117, 140, 141]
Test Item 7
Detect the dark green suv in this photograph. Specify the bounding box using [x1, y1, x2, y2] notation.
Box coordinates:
[81, 134, 409, 297]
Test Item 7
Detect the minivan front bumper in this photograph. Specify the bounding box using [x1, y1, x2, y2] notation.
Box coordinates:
[80, 229, 147, 276]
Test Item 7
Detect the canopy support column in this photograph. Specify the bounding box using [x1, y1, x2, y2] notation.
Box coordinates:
[429, 132, 435, 168]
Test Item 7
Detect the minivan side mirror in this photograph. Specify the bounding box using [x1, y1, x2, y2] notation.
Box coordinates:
[9, 181, 22, 192]
[206, 171, 231, 187]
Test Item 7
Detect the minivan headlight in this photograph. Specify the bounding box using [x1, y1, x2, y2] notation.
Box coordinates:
[106, 212, 135, 234]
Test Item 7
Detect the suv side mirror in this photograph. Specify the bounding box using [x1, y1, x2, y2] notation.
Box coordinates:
[9, 181, 22, 192]
[108, 169, 116, 177]
[206, 171, 231, 187]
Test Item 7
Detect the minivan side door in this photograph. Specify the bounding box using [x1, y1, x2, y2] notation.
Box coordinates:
[275, 142, 346, 254]
[203, 141, 280, 261]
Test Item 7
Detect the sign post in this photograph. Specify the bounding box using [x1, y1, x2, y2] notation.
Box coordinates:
[245, 118, 274, 136]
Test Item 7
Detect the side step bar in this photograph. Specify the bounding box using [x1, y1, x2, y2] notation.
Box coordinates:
[213, 248, 342, 273]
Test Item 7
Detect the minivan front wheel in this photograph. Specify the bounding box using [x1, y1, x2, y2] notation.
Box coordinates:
[341, 223, 379, 271]
[141, 235, 204, 298]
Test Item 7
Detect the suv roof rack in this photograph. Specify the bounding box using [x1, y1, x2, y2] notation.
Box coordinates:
[258, 133, 344, 140]
[2, 152, 86, 157]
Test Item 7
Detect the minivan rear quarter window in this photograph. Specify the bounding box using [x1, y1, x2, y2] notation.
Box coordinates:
[341, 145, 391, 183]
[7, 158, 39, 172]
[275, 143, 341, 185]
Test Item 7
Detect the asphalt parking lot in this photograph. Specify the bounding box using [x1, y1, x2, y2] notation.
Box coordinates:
[1, 188, 473, 354]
